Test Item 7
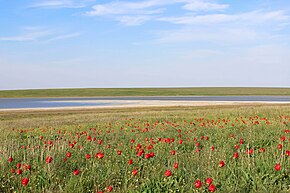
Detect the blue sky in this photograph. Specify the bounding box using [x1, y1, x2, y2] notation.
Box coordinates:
[0, 0, 290, 89]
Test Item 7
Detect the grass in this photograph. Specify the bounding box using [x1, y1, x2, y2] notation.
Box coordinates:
[0, 105, 290, 192]
[1, 87, 290, 98]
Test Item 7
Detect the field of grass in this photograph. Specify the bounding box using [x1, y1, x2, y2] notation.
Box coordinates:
[1, 105, 290, 192]
[1, 87, 290, 98]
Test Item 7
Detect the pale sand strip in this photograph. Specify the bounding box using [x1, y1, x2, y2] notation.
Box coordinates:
[0, 100, 289, 112]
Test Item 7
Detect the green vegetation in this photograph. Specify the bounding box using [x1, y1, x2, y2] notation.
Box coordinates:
[0, 105, 290, 192]
[0, 87, 290, 98]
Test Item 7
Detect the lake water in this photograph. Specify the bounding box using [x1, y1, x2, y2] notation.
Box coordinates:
[0, 96, 290, 109]
[0, 98, 114, 109]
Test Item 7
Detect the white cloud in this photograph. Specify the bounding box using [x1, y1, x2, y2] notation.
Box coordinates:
[86, 1, 167, 16]
[86, 0, 289, 31]
[158, 10, 290, 25]
[0, 27, 80, 42]
[0, 28, 52, 41]
[87, 0, 228, 16]
[29, 0, 94, 9]
[86, 0, 229, 25]
[117, 15, 155, 26]
[151, 9, 290, 45]
[182, 0, 229, 11]
[154, 27, 260, 45]
[42, 33, 81, 43]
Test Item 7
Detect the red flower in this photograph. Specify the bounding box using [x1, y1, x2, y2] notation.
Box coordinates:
[45, 156, 53, 164]
[145, 153, 151, 159]
[95, 152, 104, 159]
[23, 164, 31, 170]
[16, 169, 23, 175]
[205, 177, 213, 185]
[21, 178, 29, 186]
[233, 153, 239, 159]
[246, 149, 254, 155]
[8, 157, 13, 163]
[286, 150, 290, 156]
[234, 145, 240, 149]
[73, 169, 80, 176]
[132, 169, 138, 176]
[278, 144, 282, 149]
[208, 184, 216, 192]
[194, 180, 202, 188]
[16, 163, 21, 169]
[117, 150, 122, 155]
[174, 162, 178, 169]
[128, 159, 133, 165]
[219, 161, 225, 168]
[86, 154, 91, 159]
[66, 152, 71, 158]
[280, 136, 286, 141]
[171, 150, 176, 155]
[107, 186, 113, 192]
[275, 163, 281, 171]
[239, 139, 244, 144]
[259, 148, 265, 153]
[137, 150, 144, 157]
[164, 170, 172, 177]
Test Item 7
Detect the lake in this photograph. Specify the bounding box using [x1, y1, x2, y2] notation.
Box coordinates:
[0, 96, 290, 109]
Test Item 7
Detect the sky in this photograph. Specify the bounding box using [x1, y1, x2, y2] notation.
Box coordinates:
[0, 0, 290, 90]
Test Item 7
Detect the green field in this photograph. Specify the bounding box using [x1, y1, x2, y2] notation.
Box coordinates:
[0, 87, 290, 98]
[1, 105, 290, 192]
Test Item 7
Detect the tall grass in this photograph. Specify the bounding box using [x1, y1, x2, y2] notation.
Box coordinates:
[0, 105, 290, 192]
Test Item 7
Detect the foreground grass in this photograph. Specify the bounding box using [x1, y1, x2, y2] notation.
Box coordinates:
[0, 105, 290, 192]
[1, 87, 290, 98]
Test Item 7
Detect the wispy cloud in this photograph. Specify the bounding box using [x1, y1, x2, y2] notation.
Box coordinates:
[158, 10, 290, 25]
[85, 0, 290, 29]
[182, 0, 229, 11]
[87, 1, 165, 16]
[0, 27, 81, 43]
[0, 27, 52, 41]
[154, 27, 260, 45]
[42, 32, 81, 43]
[152, 9, 290, 45]
[86, 0, 229, 25]
[87, 0, 228, 16]
[117, 15, 156, 26]
[29, 0, 95, 9]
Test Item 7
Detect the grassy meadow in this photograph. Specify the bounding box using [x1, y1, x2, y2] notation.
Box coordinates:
[0, 87, 290, 98]
[0, 104, 290, 192]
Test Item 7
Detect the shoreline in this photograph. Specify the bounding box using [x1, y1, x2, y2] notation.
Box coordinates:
[1, 100, 290, 112]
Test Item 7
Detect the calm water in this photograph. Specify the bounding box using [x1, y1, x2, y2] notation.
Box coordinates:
[0, 98, 114, 109]
[0, 96, 289, 109]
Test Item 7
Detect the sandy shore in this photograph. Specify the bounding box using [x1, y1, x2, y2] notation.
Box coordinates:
[0, 100, 290, 111]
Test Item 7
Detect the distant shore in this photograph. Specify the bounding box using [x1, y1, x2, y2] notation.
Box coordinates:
[1, 87, 290, 98]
